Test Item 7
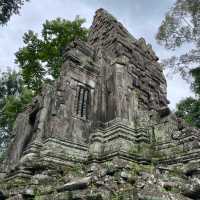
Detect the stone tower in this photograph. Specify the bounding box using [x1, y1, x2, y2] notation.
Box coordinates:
[1, 9, 200, 200]
[7, 8, 170, 168]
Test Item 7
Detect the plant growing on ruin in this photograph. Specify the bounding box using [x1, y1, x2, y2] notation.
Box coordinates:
[62, 163, 85, 177]
[111, 192, 123, 200]
[105, 161, 114, 170]
[169, 166, 184, 178]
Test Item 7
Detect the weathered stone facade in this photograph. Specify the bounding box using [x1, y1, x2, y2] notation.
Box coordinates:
[1, 8, 200, 200]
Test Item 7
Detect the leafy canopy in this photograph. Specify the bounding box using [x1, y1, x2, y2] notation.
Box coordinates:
[157, 0, 200, 128]
[0, 17, 88, 158]
[175, 67, 200, 128]
[0, 70, 34, 154]
[156, 0, 200, 79]
[176, 97, 200, 128]
[0, 0, 29, 25]
[15, 17, 88, 93]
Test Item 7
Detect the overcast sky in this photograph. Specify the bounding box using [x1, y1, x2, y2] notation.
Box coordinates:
[0, 0, 194, 109]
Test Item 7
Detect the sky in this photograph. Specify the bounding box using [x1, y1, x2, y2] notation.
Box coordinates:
[0, 0, 194, 109]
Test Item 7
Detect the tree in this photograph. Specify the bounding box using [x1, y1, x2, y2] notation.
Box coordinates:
[176, 97, 200, 128]
[175, 68, 200, 128]
[0, 70, 33, 158]
[0, 70, 24, 132]
[157, 0, 200, 128]
[156, 0, 200, 80]
[15, 17, 88, 93]
[190, 67, 200, 97]
[0, 17, 88, 158]
[0, 0, 29, 25]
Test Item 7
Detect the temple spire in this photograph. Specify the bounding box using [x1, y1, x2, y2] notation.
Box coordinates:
[88, 8, 136, 48]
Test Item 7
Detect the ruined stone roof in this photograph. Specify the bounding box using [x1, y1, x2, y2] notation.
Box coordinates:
[88, 8, 158, 62]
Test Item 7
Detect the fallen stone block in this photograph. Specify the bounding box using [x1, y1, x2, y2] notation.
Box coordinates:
[57, 176, 91, 192]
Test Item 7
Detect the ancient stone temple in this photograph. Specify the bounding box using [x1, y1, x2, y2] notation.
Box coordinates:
[1, 9, 200, 200]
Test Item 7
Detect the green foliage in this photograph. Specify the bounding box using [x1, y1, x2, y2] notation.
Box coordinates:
[156, 0, 200, 80]
[34, 196, 45, 200]
[0, 71, 34, 132]
[0, 88, 34, 145]
[157, 0, 200, 128]
[62, 163, 85, 177]
[0, 150, 6, 163]
[0, 70, 22, 151]
[0, 70, 24, 102]
[129, 143, 151, 158]
[130, 162, 142, 176]
[0, 70, 34, 157]
[140, 196, 165, 200]
[175, 59, 200, 129]
[176, 97, 200, 128]
[15, 17, 88, 92]
[112, 192, 123, 200]
[157, 0, 200, 49]
[104, 161, 114, 170]
[190, 67, 200, 96]
[0, 0, 29, 25]
[130, 162, 154, 176]
[129, 143, 166, 162]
